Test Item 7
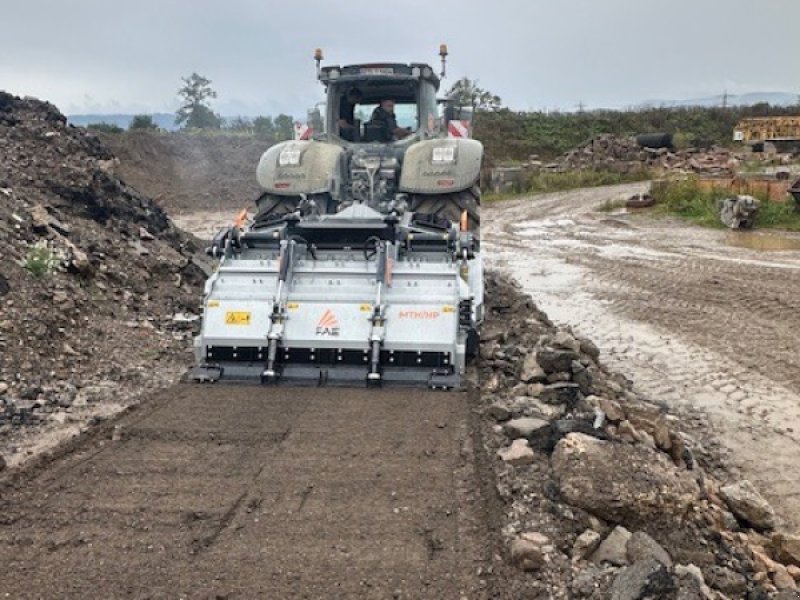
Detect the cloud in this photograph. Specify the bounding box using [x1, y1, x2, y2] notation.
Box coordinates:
[1, 0, 798, 115]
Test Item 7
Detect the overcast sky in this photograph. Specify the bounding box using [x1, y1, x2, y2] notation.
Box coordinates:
[2, 0, 799, 116]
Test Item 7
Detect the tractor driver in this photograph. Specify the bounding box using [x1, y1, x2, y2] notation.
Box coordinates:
[369, 99, 411, 141]
[338, 87, 363, 141]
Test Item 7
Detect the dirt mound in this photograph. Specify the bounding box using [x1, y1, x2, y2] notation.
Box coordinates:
[101, 131, 271, 213]
[0, 92, 204, 463]
[480, 271, 799, 598]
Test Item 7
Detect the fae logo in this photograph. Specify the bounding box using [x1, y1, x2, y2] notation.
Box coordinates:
[316, 309, 340, 336]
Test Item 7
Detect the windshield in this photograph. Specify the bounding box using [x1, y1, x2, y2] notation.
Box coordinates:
[354, 103, 417, 130]
[330, 78, 425, 143]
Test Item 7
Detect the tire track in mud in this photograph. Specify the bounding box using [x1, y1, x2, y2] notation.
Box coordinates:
[485, 184, 800, 530]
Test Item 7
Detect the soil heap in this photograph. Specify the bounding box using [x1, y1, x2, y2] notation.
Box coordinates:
[0, 92, 204, 458]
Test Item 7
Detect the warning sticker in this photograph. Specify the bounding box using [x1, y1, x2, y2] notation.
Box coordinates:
[225, 311, 251, 326]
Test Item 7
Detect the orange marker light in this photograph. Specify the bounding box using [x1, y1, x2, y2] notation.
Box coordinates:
[233, 208, 248, 229]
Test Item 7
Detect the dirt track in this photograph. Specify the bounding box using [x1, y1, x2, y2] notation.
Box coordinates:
[0, 385, 497, 598]
[485, 184, 800, 530]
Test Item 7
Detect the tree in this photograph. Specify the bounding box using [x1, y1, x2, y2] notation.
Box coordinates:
[129, 114, 158, 131]
[86, 122, 124, 134]
[226, 116, 253, 132]
[253, 116, 275, 139]
[252, 114, 296, 141]
[175, 73, 221, 130]
[446, 77, 502, 112]
[274, 114, 294, 141]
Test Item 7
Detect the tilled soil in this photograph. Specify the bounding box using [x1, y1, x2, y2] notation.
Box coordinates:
[0, 385, 504, 599]
[485, 184, 800, 531]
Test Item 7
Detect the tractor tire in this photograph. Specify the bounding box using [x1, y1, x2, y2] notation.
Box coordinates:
[410, 187, 480, 236]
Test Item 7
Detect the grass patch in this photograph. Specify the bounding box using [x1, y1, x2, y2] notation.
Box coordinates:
[24, 241, 63, 277]
[526, 168, 653, 194]
[484, 168, 653, 202]
[651, 178, 800, 231]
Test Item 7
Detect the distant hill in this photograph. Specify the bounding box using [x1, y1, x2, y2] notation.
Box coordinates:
[67, 113, 179, 131]
[640, 92, 799, 109]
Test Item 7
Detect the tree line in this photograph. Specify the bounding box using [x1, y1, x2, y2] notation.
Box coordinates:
[87, 72, 295, 142]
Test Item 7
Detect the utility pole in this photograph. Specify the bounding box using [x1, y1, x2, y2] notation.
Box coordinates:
[722, 89, 728, 109]
[576, 100, 586, 114]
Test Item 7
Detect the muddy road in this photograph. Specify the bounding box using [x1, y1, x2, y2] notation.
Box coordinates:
[485, 184, 800, 530]
[0, 386, 496, 599]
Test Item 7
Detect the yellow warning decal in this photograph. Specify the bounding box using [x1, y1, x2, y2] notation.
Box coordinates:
[360, 304, 372, 312]
[442, 305, 456, 313]
[208, 300, 220, 308]
[287, 302, 300, 311]
[225, 311, 251, 326]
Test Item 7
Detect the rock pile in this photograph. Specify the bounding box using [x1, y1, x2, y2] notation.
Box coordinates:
[481, 270, 800, 598]
[547, 134, 777, 176]
[0, 92, 204, 462]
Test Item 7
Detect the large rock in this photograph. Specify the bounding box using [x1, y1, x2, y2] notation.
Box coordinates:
[591, 525, 631, 566]
[538, 382, 581, 406]
[520, 353, 546, 382]
[719, 195, 759, 229]
[704, 565, 748, 597]
[504, 417, 549, 439]
[773, 533, 800, 567]
[551, 433, 699, 525]
[627, 531, 673, 567]
[536, 349, 579, 374]
[572, 529, 602, 561]
[719, 480, 776, 531]
[497, 439, 535, 466]
[510, 535, 547, 571]
[610, 558, 676, 600]
[625, 404, 672, 450]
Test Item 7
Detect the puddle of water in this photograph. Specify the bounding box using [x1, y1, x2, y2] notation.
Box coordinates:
[725, 231, 800, 252]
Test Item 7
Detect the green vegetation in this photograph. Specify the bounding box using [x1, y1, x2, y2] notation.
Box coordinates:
[485, 168, 653, 201]
[473, 103, 800, 163]
[129, 114, 158, 131]
[25, 242, 61, 277]
[252, 114, 294, 142]
[651, 178, 800, 231]
[86, 122, 124, 134]
[525, 168, 653, 194]
[176, 73, 221, 130]
[446, 77, 502, 112]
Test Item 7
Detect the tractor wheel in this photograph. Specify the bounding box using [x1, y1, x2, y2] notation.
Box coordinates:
[410, 187, 480, 236]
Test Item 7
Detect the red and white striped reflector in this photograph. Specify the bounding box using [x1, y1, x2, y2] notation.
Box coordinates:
[447, 120, 471, 139]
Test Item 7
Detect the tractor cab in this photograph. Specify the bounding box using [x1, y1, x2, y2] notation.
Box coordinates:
[318, 63, 442, 144]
